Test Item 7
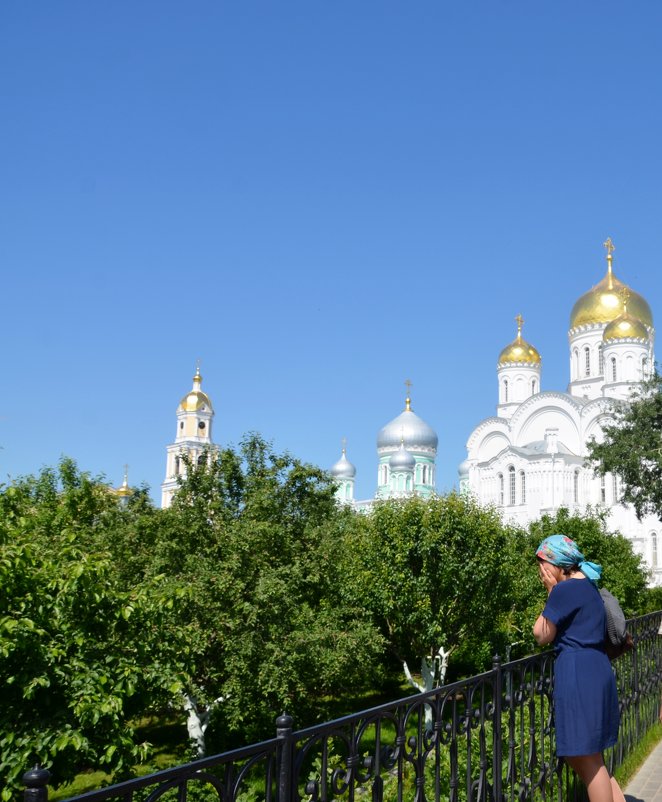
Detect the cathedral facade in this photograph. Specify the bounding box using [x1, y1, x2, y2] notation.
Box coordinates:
[462, 240, 660, 584]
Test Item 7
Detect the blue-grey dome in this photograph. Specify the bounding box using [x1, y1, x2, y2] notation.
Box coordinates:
[389, 443, 415, 472]
[377, 404, 438, 452]
[458, 459, 471, 477]
[330, 451, 356, 479]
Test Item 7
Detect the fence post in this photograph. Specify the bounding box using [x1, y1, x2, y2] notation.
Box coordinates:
[22, 765, 51, 802]
[632, 627, 640, 741]
[277, 713, 294, 802]
[492, 655, 503, 802]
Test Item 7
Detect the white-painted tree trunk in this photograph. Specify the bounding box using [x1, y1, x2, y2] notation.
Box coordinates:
[183, 694, 224, 758]
[403, 647, 450, 728]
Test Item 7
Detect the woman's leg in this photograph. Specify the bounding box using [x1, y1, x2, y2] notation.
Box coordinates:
[565, 754, 613, 802]
[610, 776, 626, 802]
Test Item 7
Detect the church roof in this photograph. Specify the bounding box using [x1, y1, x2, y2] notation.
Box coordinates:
[570, 239, 653, 329]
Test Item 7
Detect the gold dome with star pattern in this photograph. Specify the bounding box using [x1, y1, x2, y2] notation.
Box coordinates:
[498, 315, 541, 365]
[570, 239, 653, 330]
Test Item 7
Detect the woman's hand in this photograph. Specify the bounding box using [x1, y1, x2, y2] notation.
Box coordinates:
[538, 561, 558, 594]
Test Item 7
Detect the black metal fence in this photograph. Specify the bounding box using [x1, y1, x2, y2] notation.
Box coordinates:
[21, 611, 662, 802]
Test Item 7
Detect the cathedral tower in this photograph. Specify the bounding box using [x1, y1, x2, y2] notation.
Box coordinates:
[161, 366, 216, 508]
[568, 239, 654, 400]
[496, 314, 541, 418]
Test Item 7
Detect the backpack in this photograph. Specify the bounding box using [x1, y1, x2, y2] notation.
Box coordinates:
[600, 587, 634, 660]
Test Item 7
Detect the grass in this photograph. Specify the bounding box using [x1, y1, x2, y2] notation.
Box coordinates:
[614, 721, 662, 789]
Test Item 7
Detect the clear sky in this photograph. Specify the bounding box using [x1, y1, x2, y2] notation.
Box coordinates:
[2, 2, 662, 502]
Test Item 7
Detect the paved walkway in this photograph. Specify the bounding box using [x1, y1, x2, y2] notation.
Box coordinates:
[625, 737, 662, 802]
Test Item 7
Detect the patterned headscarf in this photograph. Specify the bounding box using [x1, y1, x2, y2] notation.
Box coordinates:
[536, 534, 602, 586]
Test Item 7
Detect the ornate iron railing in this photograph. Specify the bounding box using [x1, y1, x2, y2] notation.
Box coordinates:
[21, 611, 662, 802]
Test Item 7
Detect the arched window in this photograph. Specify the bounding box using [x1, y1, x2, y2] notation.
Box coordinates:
[574, 348, 579, 378]
[611, 357, 617, 382]
[509, 466, 516, 505]
[503, 380, 509, 403]
[175, 455, 181, 476]
[498, 473, 504, 505]
[612, 474, 619, 503]
[422, 465, 428, 484]
[642, 356, 649, 378]
[598, 344, 604, 375]
[520, 470, 526, 504]
[584, 347, 591, 377]
[531, 379, 537, 395]
[198, 454, 206, 467]
[573, 469, 580, 503]
[652, 533, 658, 568]
[600, 475, 606, 504]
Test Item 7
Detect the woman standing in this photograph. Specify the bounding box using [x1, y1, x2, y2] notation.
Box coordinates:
[533, 534, 625, 802]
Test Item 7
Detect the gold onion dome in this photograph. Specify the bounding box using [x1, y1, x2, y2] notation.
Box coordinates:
[116, 466, 133, 498]
[498, 315, 541, 366]
[603, 312, 649, 342]
[570, 239, 653, 329]
[603, 293, 649, 342]
[179, 366, 213, 412]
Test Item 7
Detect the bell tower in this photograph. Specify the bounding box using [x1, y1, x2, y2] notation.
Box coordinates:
[161, 365, 216, 508]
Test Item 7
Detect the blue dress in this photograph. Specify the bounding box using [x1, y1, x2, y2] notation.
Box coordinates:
[542, 578, 620, 756]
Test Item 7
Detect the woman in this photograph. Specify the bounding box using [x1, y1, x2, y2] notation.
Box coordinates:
[533, 535, 625, 802]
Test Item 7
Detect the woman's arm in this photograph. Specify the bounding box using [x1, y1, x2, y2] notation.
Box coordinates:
[533, 614, 557, 645]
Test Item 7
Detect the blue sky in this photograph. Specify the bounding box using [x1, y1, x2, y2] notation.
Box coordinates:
[2, 2, 662, 502]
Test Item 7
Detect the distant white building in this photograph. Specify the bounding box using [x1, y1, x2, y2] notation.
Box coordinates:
[161, 366, 218, 508]
[330, 385, 439, 510]
[461, 239, 660, 583]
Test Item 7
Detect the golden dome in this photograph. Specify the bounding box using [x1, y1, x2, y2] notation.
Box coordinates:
[603, 295, 649, 342]
[116, 466, 133, 498]
[179, 366, 213, 412]
[498, 314, 541, 366]
[570, 239, 653, 329]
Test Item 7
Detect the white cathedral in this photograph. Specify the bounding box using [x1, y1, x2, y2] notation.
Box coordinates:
[161, 240, 661, 583]
[461, 239, 659, 583]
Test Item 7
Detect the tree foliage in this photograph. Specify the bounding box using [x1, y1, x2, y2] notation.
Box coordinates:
[0, 460, 173, 797]
[344, 494, 525, 681]
[587, 373, 662, 520]
[143, 435, 385, 749]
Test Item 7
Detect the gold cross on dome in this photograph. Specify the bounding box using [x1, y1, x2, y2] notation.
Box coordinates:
[404, 379, 412, 411]
[603, 237, 615, 259]
[619, 285, 631, 310]
[515, 314, 524, 335]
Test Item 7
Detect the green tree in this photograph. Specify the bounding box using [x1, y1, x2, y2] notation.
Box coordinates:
[151, 435, 385, 752]
[0, 461, 175, 798]
[586, 373, 662, 520]
[344, 494, 523, 693]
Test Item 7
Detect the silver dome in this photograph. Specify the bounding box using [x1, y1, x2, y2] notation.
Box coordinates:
[377, 409, 438, 452]
[389, 443, 415, 472]
[330, 452, 356, 479]
[458, 458, 471, 477]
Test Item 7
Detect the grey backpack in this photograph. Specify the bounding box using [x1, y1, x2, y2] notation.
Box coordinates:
[600, 588, 633, 659]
